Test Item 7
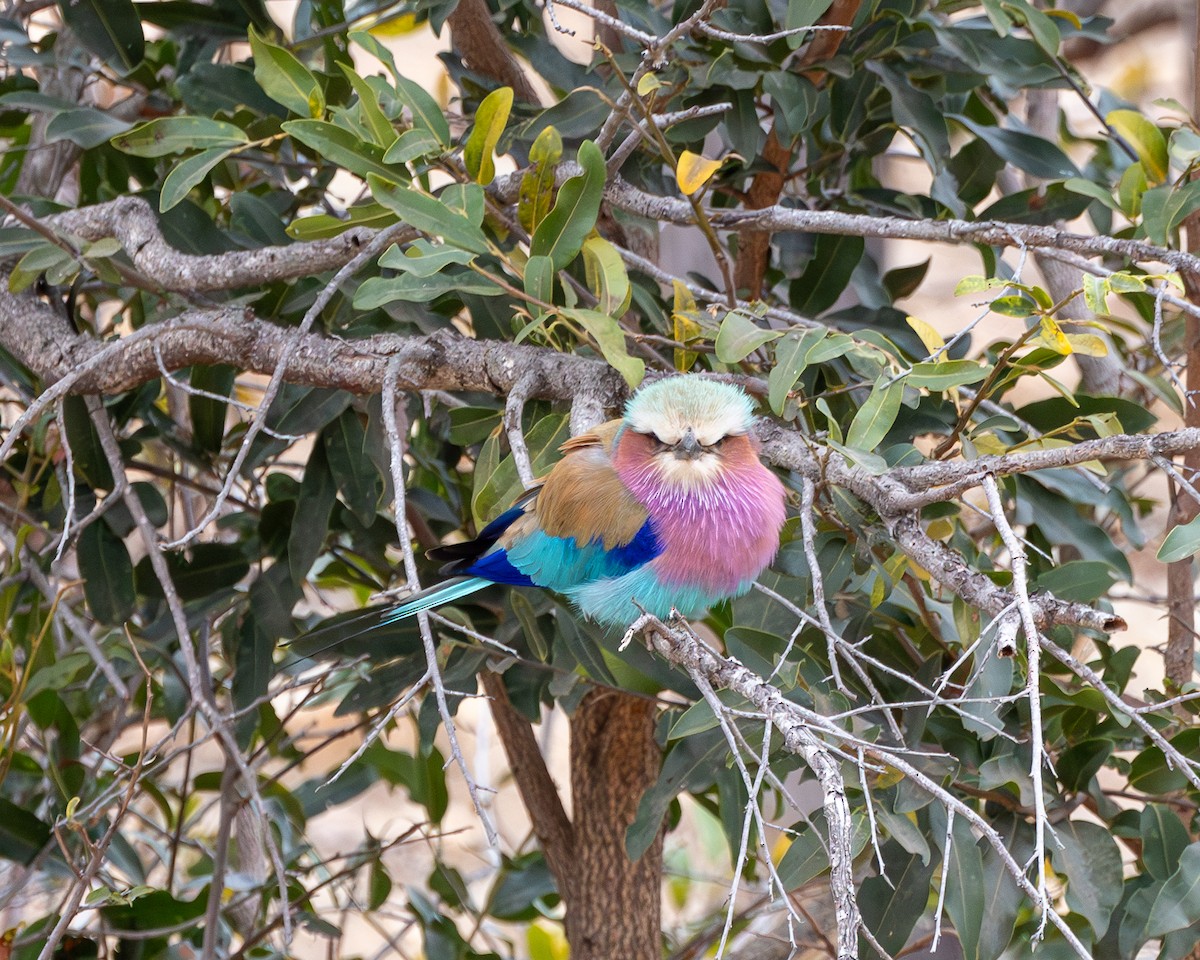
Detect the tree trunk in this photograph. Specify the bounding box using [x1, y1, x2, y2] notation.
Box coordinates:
[484, 675, 664, 958]
[567, 688, 663, 960]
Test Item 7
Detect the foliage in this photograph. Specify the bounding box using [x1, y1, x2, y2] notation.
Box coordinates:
[2, 1, 1200, 959]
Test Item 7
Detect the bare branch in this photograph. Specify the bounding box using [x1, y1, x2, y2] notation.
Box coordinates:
[45, 196, 384, 292]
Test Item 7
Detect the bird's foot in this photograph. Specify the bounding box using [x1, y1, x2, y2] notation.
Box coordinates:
[619, 612, 657, 651]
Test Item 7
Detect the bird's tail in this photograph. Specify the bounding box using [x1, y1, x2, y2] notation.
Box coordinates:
[286, 577, 493, 666]
[380, 576, 492, 624]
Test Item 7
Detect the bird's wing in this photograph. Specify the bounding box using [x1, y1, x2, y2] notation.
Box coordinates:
[424, 419, 659, 593]
[497, 421, 660, 590]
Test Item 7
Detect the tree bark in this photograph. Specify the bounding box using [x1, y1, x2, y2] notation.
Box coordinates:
[1167, 0, 1200, 693]
[447, 0, 542, 106]
[568, 688, 663, 960]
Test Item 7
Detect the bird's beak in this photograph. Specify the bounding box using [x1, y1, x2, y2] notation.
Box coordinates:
[674, 427, 703, 459]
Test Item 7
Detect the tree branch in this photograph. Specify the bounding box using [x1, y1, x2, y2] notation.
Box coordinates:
[45, 196, 384, 292]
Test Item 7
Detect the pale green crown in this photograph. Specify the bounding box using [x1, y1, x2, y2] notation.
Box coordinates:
[624, 377, 756, 446]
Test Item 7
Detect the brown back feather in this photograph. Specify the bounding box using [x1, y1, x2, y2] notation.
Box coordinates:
[525, 419, 647, 549]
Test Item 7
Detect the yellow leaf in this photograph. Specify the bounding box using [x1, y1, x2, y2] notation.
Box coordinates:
[1065, 333, 1109, 357]
[906, 315, 946, 358]
[1044, 8, 1082, 28]
[1037, 316, 1073, 355]
[369, 12, 419, 35]
[926, 517, 955, 541]
[872, 765, 906, 789]
[672, 279, 703, 372]
[675, 150, 723, 196]
[970, 432, 1009, 456]
[870, 574, 886, 608]
[637, 73, 663, 96]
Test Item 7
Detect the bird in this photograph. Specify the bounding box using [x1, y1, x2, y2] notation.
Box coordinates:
[378, 375, 788, 630]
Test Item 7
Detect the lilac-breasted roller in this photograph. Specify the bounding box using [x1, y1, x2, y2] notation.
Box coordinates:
[385, 376, 787, 629]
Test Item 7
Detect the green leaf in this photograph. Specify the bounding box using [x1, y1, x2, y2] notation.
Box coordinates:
[978, 183, 1090, 226]
[768, 328, 827, 414]
[324, 409, 383, 527]
[519, 126, 563, 234]
[626, 730, 727, 861]
[956, 116, 1079, 180]
[62, 394, 114, 490]
[907, 360, 990, 390]
[354, 271, 501, 307]
[0, 228, 41, 259]
[1107, 109, 1168, 183]
[464, 86, 513, 185]
[1118, 162, 1149, 218]
[287, 202, 396, 240]
[1142, 804, 1191, 882]
[382, 128, 441, 165]
[530, 140, 605, 270]
[1034, 560, 1117, 602]
[786, 0, 835, 47]
[378, 240, 475, 277]
[562, 308, 644, 389]
[111, 117, 249, 157]
[189, 364, 236, 457]
[44, 108, 133, 149]
[805, 332, 856, 365]
[989, 294, 1035, 317]
[348, 29, 401, 85]
[58, 0, 144, 74]
[135, 544, 251, 601]
[1000, 0, 1061, 55]
[472, 414, 570, 527]
[846, 376, 904, 451]
[581, 237, 630, 317]
[78, 521, 135, 625]
[368, 176, 490, 254]
[1141, 180, 1200, 247]
[940, 812, 984, 960]
[283, 120, 405, 183]
[790, 233, 864, 316]
[286, 439, 337, 585]
[1064, 177, 1121, 213]
[368, 860, 392, 911]
[523, 254, 555, 309]
[0, 798, 52, 865]
[249, 26, 324, 118]
[1146, 844, 1200, 936]
[9, 243, 77, 294]
[1052, 821, 1123, 937]
[367, 743, 450, 821]
[159, 147, 232, 212]
[860, 843, 937, 956]
[1157, 514, 1200, 563]
[714, 311, 782, 363]
[1082, 273, 1109, 313]
[977, 819, 1026, 960]
[394, 75, 450, 146]
[777, 809, 870, 888]
[338, 63, 396, 148]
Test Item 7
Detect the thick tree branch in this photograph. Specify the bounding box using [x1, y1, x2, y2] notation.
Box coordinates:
[480, 672, 577, 895]
[447, 0, 543, 105]
[44, 197, 383, 292]
[2, 284, 1184, 639]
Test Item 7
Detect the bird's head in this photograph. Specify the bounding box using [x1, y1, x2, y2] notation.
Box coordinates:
[620, 377, 759, 490]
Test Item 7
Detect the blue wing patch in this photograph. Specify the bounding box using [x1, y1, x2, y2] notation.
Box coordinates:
[432, 508, 661, 594]
[463, 548, 537, 586]
[501, 518, 661, 593]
